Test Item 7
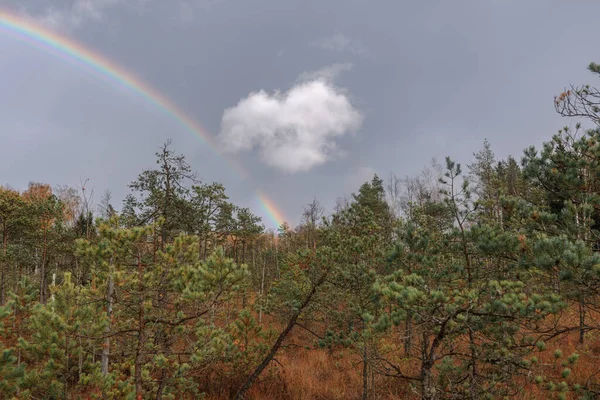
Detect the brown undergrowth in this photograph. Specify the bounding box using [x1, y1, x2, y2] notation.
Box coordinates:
[198, 303, 600, 399]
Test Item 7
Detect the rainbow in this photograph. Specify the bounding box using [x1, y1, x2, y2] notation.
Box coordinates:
[0, 9, 287, 228]
[256, 192, 288, 230]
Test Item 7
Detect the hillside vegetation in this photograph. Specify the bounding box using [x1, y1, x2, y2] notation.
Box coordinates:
[3, 63, 600, 399]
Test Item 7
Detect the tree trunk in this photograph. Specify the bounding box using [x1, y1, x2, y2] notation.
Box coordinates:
[156, 154, 171, 399]
[420, 336, 436, 400]
[233, 270, 329, 400]
[259, 255, 266, 324]
[134, 319, 145, 400]
[65, 334, 70, 398]
[1, 225, 7, 305]
[579, 298, 586, 344]
[275, 239, 280, 278]
[404, 314, 412, 357]
[162, 152, 171, 250]
[362, 345, 369, 400]
[421, 371, 436, 400]
[39, 225, 48, 303]
[203, 200, 213, 259]
[156, 370, 167, 400]
[419, 311, 453, 400]
[135, 254, 146, 400]
[242, 240, 246, 264]
[468, 329, 477, 399]
[101, 272, 114, 376]
[241, 240, 248, 309]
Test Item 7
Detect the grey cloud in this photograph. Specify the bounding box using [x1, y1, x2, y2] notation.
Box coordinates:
[176, 0, 229, 23]
[311, 33, 371, 57]
[2, 0, 600, 228]
[297, 63, 353, 83]
[17, 0, 147, 30]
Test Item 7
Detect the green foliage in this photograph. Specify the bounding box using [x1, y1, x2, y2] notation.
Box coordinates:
[227, 309, 270, 376]
[75, 219, 250, 398]
[371, 158, 571, 398]
[8, 78, 600, 400]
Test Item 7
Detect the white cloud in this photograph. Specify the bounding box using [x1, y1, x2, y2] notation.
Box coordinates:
[312, 33, 371, 57]
[18, 0, 147, 31]
[218, 66, 363, 173]
[297, 63, 353, 83]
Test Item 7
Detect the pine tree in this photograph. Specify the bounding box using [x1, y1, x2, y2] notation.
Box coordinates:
[373, 158, 567, 399]
[78, 218, 248, 399]
[468, 139, 503, 224]
[320, 202, 388, 400]
[123, 140, 197, 248]
[522, 126, 600, 345]
[351, 174, 395, 240]
[21, 185, 64, 304]
[189, 182, 231, 257]
[555, 62, 600, 126]
[0, 187, 27, 305]
[18, 272, 106, 398]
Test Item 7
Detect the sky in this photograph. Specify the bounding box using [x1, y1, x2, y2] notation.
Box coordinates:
[1, 0, 599, 228]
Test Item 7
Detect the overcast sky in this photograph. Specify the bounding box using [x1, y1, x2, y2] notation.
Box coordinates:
[1, 0, 599, 227]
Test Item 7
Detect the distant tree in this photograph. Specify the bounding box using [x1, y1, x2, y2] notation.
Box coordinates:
[301, 198, 324, 249]
[555, 62, 600, 126]
[189, 182, 230, 257]
[123, 140, 197, 248]
[0, 187, 26, 304]
[333, 195, 350, 214]
[97, 189, 116, 220]
[235, 207, 263, 265]
[468, 139, 504, 224]
[55, 186, 81, 228]
[22, 183, 63, 303]
[348, 174, 395, 243]
[398, 159, 446, 225]
[386, 172, 403, 218]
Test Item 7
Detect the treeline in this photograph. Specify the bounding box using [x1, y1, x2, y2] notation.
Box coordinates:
[2, 63, 600, 399]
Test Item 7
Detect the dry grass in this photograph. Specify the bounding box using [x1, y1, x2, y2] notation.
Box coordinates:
[200, 304, 600, 399]
[6, 297, 600, 399]
[220, 347, 410, 400]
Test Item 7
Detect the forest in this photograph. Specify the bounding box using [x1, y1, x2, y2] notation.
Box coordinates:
[2, 63, 600, 400]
